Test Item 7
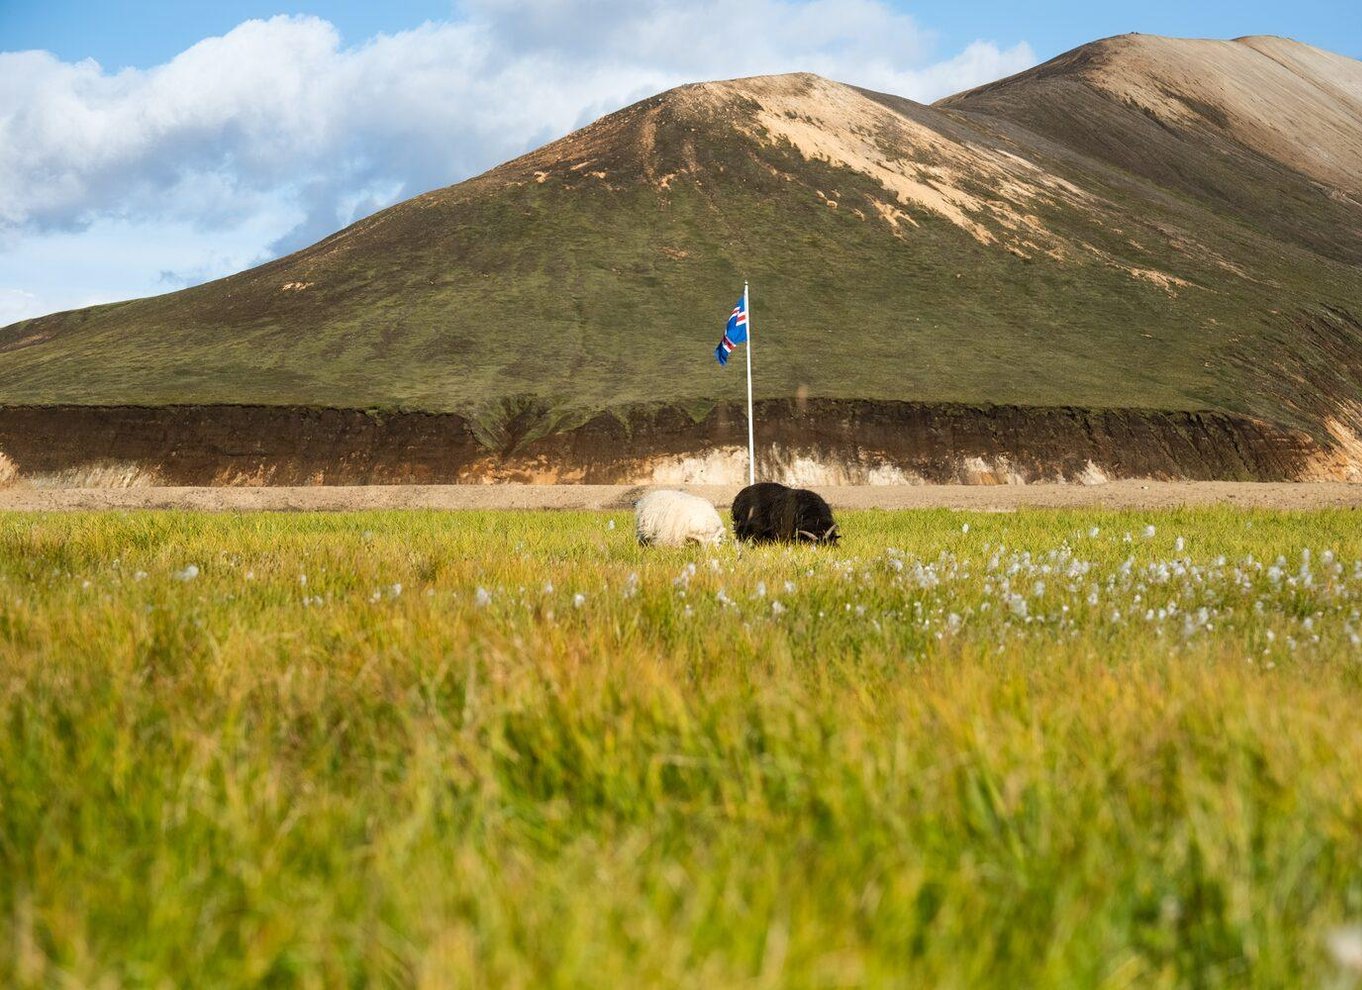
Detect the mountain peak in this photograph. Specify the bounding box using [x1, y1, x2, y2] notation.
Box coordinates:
[941, 33, 1362, 197]
[685, 70, 829, 94]
[476, 65, 1090, 256]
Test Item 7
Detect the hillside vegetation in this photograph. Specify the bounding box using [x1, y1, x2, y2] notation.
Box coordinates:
[2, 36, 1360, 444]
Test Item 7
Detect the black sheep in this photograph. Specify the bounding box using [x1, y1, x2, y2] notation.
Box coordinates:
[732, 482, 840, 545]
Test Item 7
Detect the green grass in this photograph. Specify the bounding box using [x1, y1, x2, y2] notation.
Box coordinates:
[4, 507, 1362, 987]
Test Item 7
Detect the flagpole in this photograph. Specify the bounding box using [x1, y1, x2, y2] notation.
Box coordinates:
[744, 280, 755, 486]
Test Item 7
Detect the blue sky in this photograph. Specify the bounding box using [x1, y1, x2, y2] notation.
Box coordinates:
[1, 0, 1358, 324]
[3, 1, 1358, 71]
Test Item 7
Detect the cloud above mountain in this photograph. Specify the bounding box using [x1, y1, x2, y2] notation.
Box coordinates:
[0, 0, 1035, 321]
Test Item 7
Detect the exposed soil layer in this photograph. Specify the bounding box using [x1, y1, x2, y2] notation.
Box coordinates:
[0, 400, 1326, 487]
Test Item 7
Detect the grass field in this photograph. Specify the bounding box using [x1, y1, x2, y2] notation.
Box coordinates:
[4, 507, 1362, 987]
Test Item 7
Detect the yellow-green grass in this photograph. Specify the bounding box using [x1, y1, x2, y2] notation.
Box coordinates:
[3, 507, 1362, 988]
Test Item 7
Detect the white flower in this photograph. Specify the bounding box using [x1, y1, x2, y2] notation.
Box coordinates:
[1088, 527, 1100, 538]
[755, 581, 767, 598]
[607, 519, 616, 530]
[173, 564, 199, 582]
[573, 592, 586, 608]
[1328, 926, 1362, 972]
[771, 601, 785, 616]
[961, 523, 970, 533]
[1143, 525, 1156, 539]
[474, 587, 491, 608]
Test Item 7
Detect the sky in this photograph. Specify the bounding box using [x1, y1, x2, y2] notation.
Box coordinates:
[1, 0, 1358, 325]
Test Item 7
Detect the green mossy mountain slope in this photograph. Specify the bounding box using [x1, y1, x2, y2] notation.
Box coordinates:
[3, 35, 1360, 443]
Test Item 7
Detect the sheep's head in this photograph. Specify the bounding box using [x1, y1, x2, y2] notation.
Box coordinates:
[690, 526, 726, 546]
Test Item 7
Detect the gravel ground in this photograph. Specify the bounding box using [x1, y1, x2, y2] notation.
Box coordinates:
[2, 480, 1361, 512]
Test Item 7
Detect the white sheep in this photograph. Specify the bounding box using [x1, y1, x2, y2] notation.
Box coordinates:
[634, 490, 726, 547]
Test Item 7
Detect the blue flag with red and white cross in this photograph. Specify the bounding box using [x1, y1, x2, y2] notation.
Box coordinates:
[715, 295, 748, 365]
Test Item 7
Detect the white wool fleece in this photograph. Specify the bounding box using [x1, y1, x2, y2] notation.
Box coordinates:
[634, 490, 726, 547]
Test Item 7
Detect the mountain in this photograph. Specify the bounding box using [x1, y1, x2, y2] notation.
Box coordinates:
[939, 34, 1362, 269]
[2, 34, 1361, 483]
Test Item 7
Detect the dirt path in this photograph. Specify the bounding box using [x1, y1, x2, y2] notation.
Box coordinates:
[2, 481, 1361, 512]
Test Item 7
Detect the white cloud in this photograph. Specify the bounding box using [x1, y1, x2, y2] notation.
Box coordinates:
[0, 289, 46, 326]
[0, 209, 303, 324]
[0, 2, 1036, 323]
[463, 0, 938, 75]
[854, 39, 1039, 98]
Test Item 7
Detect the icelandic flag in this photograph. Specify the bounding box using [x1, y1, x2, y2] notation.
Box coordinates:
[715, 295, 748, 365]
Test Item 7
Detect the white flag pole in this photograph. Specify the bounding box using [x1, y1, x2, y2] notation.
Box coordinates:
[743, 280, 755, 486]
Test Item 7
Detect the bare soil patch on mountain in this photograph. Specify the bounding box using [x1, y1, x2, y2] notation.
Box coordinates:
[3, 481, 1360, 513]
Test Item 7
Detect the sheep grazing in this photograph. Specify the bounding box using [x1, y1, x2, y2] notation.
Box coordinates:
[634, 490, 726, 547]
[732, 482, 840, 545]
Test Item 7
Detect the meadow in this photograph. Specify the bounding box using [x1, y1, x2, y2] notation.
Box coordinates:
[3, 506, 1362, 988]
